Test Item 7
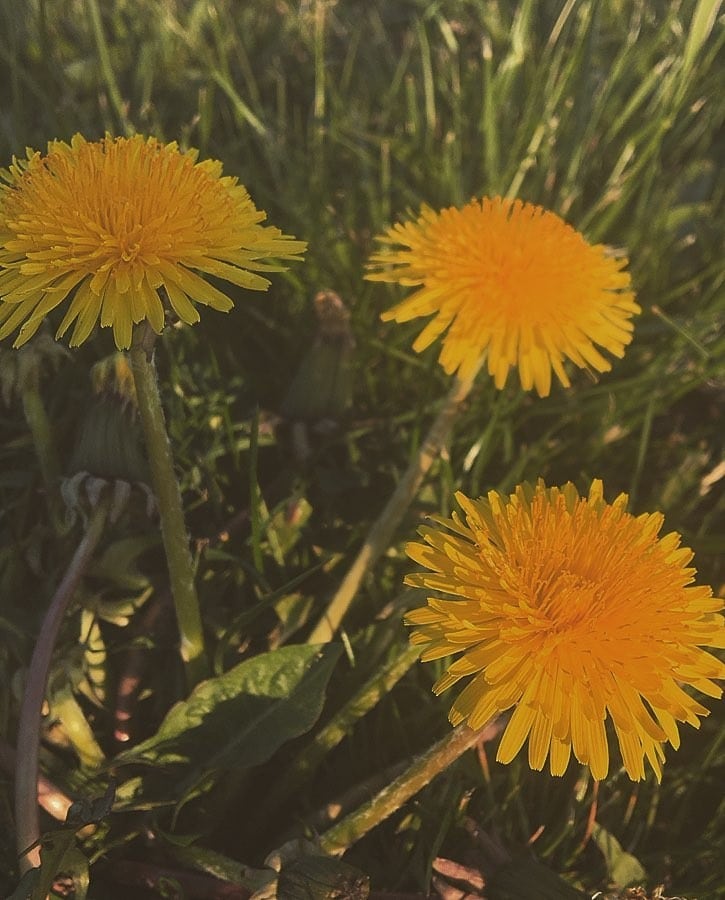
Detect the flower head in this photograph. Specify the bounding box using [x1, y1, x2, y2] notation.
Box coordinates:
[405, 480, 725, 781]
[367, 198, 640, 396]
[0, 134, 306, 350]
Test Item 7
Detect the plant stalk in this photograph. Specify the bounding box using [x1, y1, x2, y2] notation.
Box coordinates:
[308, 368, 479, 643]
[129, 325, 208, 688]
[15, 496, 109, 872]
[319, 723, 483, 856]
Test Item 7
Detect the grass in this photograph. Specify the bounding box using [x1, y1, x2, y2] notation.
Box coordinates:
[0, 0, 723, 897]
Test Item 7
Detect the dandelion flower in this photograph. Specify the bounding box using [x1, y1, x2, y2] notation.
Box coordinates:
[367, 198, 640, 397]
[0, 134, 306, 350]
[404, 480, 725, 781]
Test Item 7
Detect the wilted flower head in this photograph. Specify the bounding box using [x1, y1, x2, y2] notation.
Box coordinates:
[405, 480, 724, 781]
[0, 134, 306, 350]
[367, 198, 639, 397]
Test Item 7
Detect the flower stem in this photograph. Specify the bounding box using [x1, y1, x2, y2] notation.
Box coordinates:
[308, 369, 479, 643]
[15, 496, 109, 872]
[129, 326, 208, 689]
[318, 723, 483, 856]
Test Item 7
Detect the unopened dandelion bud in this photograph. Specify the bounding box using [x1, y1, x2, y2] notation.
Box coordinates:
[63, 395, 153, 523]
[91, 352, 137, 409]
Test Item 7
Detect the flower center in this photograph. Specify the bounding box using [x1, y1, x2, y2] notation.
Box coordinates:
[499, 563, 606, 655]
[120, 241, 141, 263]
[537, 571, 603, 630]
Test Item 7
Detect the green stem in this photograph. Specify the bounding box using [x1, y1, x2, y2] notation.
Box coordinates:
[15, 497, 109, 872]
[308, 369, 480, 643]
[129, 326, 208, 688]
[319, 723, 483, 856]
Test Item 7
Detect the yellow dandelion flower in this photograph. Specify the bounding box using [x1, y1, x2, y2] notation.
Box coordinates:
[404, 480, 725, 781]
[366, 198, 640, 397]
[0, 134, 306, 350]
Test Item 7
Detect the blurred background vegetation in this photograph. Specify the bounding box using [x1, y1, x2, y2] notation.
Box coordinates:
[0, 0, 722, 897]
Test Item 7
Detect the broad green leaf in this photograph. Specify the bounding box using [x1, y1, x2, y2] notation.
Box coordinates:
[30, 829, 77, 900]
[591, 822, 647, 888]
[14, 792, 107, 899]
[51, 847, 90, 900]
[6, 868, 39, 900]
[117, 644, 341, 776]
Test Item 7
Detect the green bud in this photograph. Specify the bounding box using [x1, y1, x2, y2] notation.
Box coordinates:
[91, 352, 137, 409]
[68, 396, 148, 485]
[64, 394, 153, 524]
